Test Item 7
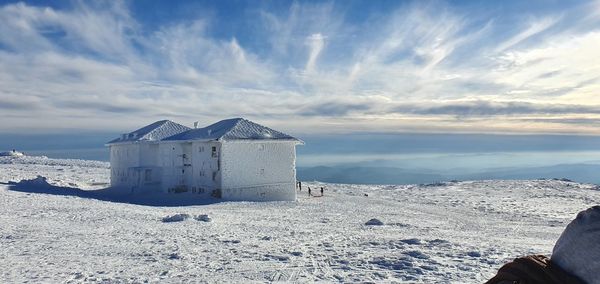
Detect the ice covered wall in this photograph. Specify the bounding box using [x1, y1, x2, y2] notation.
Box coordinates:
[157, 141, 221, 194]
[138, 144, 159, 166]
[158, 142, 185, 193]
[110, 139, 298, 200]
[109, 144, 140, 188]
[136, 143, 161, 193]
[190, 141, 220, 196]
[220, 141, 297, 201]
[109, 143, 163, 192]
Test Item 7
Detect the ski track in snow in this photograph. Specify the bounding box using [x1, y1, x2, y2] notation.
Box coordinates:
[1, 156, 599, 283]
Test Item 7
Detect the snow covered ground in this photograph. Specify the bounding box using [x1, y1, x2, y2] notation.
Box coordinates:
[1, 156, 599, 283]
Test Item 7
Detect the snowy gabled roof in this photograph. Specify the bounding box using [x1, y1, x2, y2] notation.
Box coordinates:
[163, 118, 302, 143]
[106, 120, 191, 145]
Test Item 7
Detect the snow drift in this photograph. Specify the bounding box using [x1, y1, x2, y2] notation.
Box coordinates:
[1, 156, 600, 283]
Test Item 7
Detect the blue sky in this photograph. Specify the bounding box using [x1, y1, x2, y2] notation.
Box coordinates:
[1, 0, 600, 135]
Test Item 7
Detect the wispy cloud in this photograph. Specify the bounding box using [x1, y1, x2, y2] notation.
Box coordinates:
[393, 100, 600, 116]
[305, 33, 325, 73]
[494, 17, 559, 53]
[1, 1, 600, 135]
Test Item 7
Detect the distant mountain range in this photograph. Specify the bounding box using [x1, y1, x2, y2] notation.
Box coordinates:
[298, 163, 600, 185]
[298, 166, 444, 185]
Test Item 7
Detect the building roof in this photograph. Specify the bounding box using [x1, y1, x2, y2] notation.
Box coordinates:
[106, 120, 191, 145]
[164, 118, 302, 143]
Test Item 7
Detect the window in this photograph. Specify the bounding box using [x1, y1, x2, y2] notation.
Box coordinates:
[199, 170, 205, 177]
[260, 168, 265, 175]
[258, 144, 265, 151]
[211, 146, 217, 158]
[144, 169, 152, 182]
[212, 171, 217, 181]
[198, 146, 204, 152]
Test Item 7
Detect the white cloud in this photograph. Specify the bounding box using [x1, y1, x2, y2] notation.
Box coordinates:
[1, 1, 600, 135]
[305, 33, 325, 73]
[494, 17, 559, 53]
[490, 31, 600, 103]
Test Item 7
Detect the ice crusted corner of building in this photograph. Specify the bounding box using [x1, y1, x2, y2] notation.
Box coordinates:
[105, 118, 304, 201]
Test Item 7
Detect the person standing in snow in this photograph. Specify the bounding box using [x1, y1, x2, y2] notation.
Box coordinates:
[298, 181, 302, 191]
[308, 187, 311, 197]
[320, 187, 324, 196]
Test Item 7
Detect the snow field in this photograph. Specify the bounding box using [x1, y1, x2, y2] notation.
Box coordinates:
[1, 156, 599, 283]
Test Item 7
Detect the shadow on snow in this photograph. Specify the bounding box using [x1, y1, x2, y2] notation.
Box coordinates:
[2, 176, 221, 207]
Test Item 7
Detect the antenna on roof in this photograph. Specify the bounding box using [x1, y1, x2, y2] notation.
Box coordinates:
[193, 121, 199, 129]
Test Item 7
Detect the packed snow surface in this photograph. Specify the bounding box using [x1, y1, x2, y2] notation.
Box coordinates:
[1, 156, 599, 283]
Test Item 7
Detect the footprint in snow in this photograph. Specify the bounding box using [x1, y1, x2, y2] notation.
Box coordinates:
[400, 238, 422, 245]
[365, 218, 384, 226]
[403, 250, 430, 259]
[466, 251, 482, 258]
[167, 253, 181, 260]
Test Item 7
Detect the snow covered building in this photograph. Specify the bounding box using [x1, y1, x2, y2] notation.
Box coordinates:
[106, 118, 303, 201]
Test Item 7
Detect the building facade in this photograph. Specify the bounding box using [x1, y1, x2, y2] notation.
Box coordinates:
[106, 118, 302, 201]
